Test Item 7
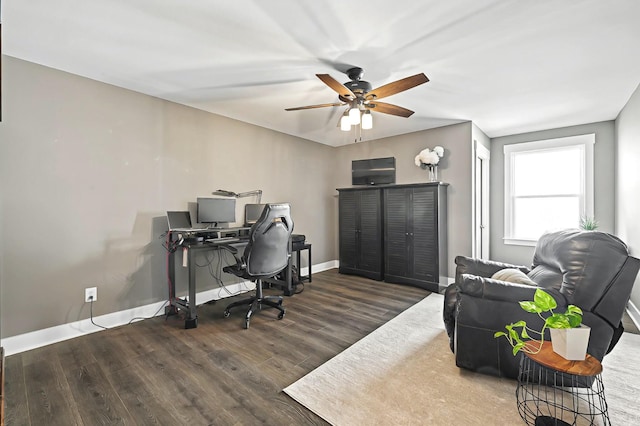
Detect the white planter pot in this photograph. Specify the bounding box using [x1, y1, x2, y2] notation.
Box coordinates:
[550, 325, 591, 360]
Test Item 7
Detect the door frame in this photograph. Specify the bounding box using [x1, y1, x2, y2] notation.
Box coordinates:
[473, 141, 490, 259]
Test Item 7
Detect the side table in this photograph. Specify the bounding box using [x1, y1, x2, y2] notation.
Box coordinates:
[516, 341, 610, 426]
[292, 242, 312, 284]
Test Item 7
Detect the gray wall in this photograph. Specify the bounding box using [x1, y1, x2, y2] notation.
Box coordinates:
[0, 57, 479, 340]
[615, 82, 640, 311]
[334, 122, 475, 276]
[4, 53, 632, 342]
[0, 57, 337, 338]
[489, 121, 616, 266]
[472, 123, 491, 151]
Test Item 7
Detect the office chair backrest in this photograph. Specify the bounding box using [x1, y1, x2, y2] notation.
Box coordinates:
[243, 203, 294, 277]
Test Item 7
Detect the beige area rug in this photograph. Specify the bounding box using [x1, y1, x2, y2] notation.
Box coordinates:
[283, 293, 640, 426]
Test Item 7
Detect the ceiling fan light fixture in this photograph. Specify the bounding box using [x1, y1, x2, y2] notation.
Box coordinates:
[361, 111, 373, 130]
[340, 114, 351, 131]
[349, 107, 361, 125]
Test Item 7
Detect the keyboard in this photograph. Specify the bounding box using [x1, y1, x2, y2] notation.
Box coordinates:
[205, 237, 240, 244]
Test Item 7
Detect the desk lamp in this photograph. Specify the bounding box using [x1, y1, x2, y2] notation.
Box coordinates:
[213, 189, 263, 204]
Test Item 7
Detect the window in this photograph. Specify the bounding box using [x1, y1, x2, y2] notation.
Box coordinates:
[504, 134, 594, 246]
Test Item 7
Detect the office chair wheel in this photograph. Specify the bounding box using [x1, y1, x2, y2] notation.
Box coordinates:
[278, 311, 285, 320]
[223, 310, 231, 318]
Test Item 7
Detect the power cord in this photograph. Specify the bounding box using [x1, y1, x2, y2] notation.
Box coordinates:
[88, 296, 108, 330]
[127, 300, 170, 324]
[87, 295, 170, 329]
[160, 231, 182, 253]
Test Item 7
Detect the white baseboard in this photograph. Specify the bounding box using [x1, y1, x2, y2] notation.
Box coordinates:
[302, 260, 338, 276]
[628, 300, 640, 331]
[1, 262, 338, 356]
[1, 281, 255, 357]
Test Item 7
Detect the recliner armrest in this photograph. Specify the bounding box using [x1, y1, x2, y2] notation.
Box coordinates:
[454, 255, 530, 284]
[458, 273, 567, 307]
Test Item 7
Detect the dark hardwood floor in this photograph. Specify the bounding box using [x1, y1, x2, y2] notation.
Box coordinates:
[4, 269, 430, 425]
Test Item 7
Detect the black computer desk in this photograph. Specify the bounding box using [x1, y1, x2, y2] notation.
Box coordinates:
[278, 241, 312, 287]
[165, 231, 309, 329]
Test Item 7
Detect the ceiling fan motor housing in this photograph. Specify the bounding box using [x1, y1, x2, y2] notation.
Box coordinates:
[344, 67, 371, 96]
[344, 80, 372, 95]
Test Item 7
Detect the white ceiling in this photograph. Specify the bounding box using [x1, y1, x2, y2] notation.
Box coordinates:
[4, 1, 640, 147]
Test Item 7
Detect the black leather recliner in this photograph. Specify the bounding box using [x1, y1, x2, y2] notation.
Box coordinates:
[443, 229, 640, 379]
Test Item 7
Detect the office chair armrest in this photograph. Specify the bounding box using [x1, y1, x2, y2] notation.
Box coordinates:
[218, 242, 247, 256]
[219, 244, 239, 256]
[219, 242, 250, 270]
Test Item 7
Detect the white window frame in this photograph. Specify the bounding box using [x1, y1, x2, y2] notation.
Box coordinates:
[504, 134, 595, 246]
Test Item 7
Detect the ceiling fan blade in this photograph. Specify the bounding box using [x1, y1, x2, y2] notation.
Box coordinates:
[285, 102, 345, 111]
[365, 73, 429, 100]
[316, 74, 357, 100]
[365, 101, 415, 118]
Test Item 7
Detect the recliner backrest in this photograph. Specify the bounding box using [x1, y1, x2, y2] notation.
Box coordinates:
[529, 230, 634, 317]
[243, 203, 294, 277]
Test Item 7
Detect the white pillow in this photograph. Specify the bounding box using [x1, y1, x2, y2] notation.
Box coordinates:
[491, 268, 536, 286]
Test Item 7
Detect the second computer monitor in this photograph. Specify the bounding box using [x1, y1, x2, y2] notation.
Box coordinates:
[197, 197, 236, 226]
[245, 203, 266, 226]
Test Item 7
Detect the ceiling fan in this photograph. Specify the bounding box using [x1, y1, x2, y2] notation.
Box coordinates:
[285, 67, 429, 131]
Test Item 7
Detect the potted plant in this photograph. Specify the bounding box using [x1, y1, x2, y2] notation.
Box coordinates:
[494, 288, 590, 360]
[580, 216, 599, 230]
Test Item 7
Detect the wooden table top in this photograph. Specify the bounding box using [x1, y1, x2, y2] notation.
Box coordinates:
[524, 341, 602, 376]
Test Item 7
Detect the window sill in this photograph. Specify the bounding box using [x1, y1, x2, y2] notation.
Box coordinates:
[503, 238, 537, 247]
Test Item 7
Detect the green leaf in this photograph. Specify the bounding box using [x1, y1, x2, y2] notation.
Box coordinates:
[546, 313, 571, 329]
[567, 305, 583, 315]
[566, 313, 583, 328]
[520, 328, 530, 339]
[494, 331, 506, 338]
[519, 301, 542, 313]
[513, 342, 525, 356]
[533, 288, 557, 311]
[509, 328, 519, 340]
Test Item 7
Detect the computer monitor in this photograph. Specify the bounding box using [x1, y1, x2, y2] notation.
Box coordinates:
[245, 203, 266, 226]
[197, 197, 236, 225]
[166, 211, 193, 230]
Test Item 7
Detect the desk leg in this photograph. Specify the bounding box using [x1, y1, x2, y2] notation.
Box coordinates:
[185, 248, 198, 329]
[296, 250, 302, 283]
[284, 256, 293, 296]
[308, 245, 312, 282]
[165, 249, 179, 316]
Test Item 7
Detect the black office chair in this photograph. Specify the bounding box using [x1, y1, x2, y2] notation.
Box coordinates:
[221, 203, 294, 329]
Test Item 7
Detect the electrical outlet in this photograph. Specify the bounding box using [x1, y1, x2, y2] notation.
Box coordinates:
[85, 287, 97, 303]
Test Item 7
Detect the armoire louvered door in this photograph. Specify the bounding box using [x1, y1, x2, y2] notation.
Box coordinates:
[338, 187, 384, 280]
